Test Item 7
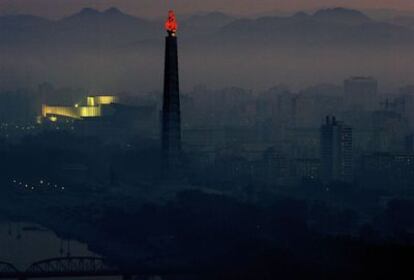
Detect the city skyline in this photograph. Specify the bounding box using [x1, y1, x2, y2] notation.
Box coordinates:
[0, 2, 414, 279]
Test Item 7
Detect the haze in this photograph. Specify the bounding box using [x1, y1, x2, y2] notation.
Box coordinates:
[1, 0, 414, 18]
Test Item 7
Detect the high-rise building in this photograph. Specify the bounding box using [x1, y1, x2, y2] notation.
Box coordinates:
[344, 76, 378, 111]
[320, 116, 353, 184]
[162, 10, 182, 169]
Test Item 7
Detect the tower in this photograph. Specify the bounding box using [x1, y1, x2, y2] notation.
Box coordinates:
[320, 116, 353, 184]
[162, 10, 181, 169]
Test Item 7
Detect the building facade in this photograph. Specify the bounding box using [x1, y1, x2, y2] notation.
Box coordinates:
[320, 116, 353, 184]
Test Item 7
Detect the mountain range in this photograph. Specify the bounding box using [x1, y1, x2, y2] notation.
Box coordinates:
[219, 8, 414, 45]
[1, 7, 414, 49]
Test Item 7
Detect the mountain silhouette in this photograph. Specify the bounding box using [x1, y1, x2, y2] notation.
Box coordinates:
[313, 8, 371, 25]
[218, 8, 414, 45]
[0, 7, 413, 48]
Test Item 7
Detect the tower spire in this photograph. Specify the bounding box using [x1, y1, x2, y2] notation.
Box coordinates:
[162, 10, 181, 174]
[165, 10, 178, 35]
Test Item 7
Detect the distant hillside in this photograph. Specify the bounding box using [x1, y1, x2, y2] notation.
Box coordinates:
[180, 12, 236, 39]
[313, 8, 371, 25]
[0, 14, 51, 44]
[218, 8, 414, 45]
[0, 7, 413, 48]
[389, 16, 414, 29]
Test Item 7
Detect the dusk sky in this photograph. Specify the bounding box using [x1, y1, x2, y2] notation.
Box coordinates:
[1, 0, 414, 19]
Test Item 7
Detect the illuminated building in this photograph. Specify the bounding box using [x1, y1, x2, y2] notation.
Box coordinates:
[41, 95, 158, 138]
[162, 10, 182, 168]
[42, 95, 119, 121]
[87, 95, 118, 106]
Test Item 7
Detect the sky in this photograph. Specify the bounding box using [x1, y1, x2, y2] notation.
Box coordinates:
[0, 0, 414, 19]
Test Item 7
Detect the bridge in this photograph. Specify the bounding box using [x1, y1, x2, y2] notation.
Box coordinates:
[0, 262, 18, 274]
[0, 257, 197, 279]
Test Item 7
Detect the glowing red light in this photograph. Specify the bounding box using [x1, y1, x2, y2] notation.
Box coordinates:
[165, 10, 178, 33]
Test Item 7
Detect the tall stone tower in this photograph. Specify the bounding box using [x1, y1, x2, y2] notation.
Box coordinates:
[162, 10, 181, 169]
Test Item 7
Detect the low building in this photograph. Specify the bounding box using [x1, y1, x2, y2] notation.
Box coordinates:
[41, 95, 158, 139]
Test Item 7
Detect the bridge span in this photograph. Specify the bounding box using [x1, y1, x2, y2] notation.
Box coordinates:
[0, 257, 196, 279]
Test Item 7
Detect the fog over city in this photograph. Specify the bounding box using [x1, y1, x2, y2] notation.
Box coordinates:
[1, 2, 414, 280]
[0, 6, 414, 92]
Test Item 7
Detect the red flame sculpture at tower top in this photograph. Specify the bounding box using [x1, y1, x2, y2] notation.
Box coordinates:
[165, 10, 178, 34]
